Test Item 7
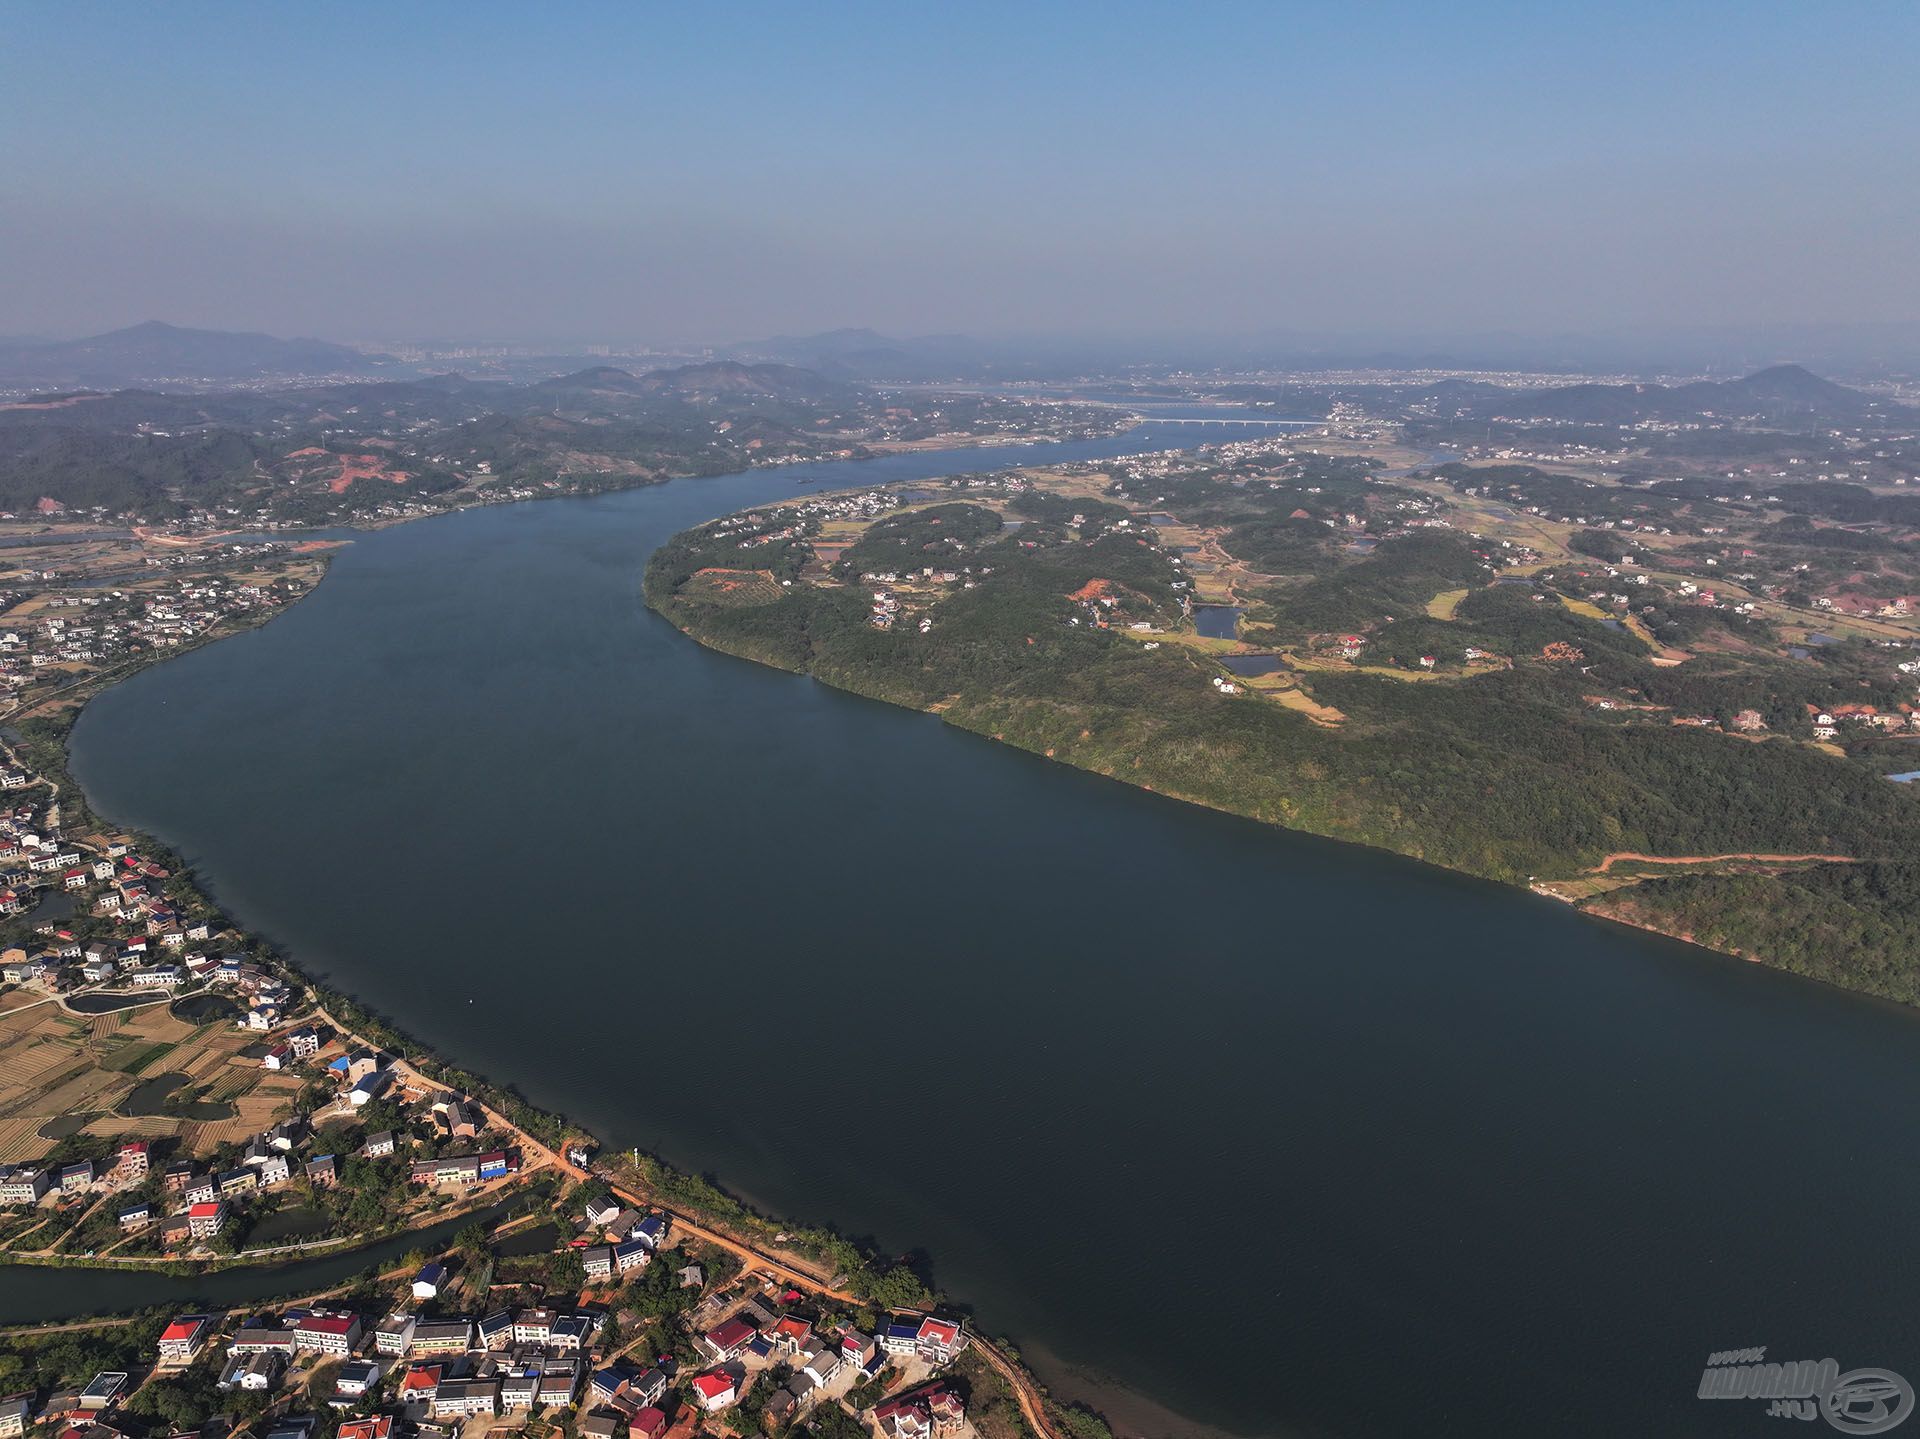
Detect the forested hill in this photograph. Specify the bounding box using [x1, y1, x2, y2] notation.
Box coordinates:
[647, 446, 1920, 1007]
[0, 321, 389, 386]
[0, 365, 1118, 523]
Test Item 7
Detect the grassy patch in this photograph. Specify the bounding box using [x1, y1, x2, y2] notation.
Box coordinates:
[681, 567, 784, 607]
[102, 1040, 179, 1074]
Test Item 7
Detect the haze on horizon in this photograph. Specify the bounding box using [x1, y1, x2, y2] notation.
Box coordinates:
[3, 0, 1917, 353]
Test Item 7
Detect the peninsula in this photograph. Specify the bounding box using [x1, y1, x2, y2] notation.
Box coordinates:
[648, 373, 1920, 1006]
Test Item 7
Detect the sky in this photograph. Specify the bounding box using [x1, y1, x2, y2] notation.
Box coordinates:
[2, 1, 1917, 349]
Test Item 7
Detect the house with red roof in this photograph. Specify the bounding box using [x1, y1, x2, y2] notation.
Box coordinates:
[293, 1312, 362, 1356]
[185, 1200, 226, 1239]
[914, 1317, 966, 1363]
[875, 1383, 967, 1439]
[156, 1315, 211, 1365]
[771, 1315, 814, 1352]
[689, 1371, 738, 1412]
[697, 1318, 756, 1363]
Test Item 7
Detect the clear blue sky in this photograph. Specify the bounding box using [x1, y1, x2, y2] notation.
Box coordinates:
[2, 0, 1916, 344]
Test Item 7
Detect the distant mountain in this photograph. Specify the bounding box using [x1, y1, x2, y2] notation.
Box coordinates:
[533, 360, 854, 404]
[1495, 364, 1897, 425]
[725, 329, 996, 381]
[643, 359, 852, 401]
[0, 321, 391, 387]
[527, 365, 659, 398]
[1690, 363, 1882, 417]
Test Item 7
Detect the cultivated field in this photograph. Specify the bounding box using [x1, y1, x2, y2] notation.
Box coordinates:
[0, 994, 293, 1162]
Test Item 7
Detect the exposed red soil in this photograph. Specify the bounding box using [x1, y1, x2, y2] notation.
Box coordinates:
[1590, 850, 1857, 874]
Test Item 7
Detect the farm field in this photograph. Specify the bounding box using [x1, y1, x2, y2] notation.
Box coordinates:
[0, 996, 291, 1163]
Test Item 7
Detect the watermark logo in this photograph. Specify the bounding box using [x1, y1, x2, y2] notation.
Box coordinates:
[1698, 1347, 1914, 1432]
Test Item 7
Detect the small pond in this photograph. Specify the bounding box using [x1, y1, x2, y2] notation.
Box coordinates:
[495, 1220, 563, 1258]
[122, 1072, 234, 1120]
[247, 1206, 333, 1245]
[26, 891, 74, 922]
[66, 991, 171, 1015]
[1221, 654, 1290, 678]
[172, 992, 239, 1023]
[1193, 605, 1243, 640]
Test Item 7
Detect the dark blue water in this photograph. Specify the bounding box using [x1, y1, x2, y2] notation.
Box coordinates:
[1193, 604, 1243, 639]
[1220, 654, 1288, 677]
[0, 1199, 526, 1323]
[54, 431, 1920, 1438]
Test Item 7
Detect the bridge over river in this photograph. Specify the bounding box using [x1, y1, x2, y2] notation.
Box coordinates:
[1123, 412, 1315, 427]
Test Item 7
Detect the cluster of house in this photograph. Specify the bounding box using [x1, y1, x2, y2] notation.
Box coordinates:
[0, 1138, 151, 1208]
[119, 1206, 692, 1427]
[0, 842, 264, 997]
[580, 1196, 668, 1280]
[103, 1118, 361, 1246]
[2, 1008, 518, 1259]
[1, 1185, 978, 1439]
[0, 788, 88, 920]
[211, 1300, 617, 1419]
[1807, 702, 1920, 742]
[1811, 592, 1919, 619]
[0, 575, 296, 699]
[681, 1289, 968, 1430]
[0, 1370, 148, 1439]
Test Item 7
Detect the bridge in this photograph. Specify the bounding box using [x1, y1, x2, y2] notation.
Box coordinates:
[1128, 413, 1315, 428]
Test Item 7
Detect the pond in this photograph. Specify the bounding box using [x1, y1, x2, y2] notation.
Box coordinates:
[246, 1206, 333, 1245]
[171, 992, 239, 1023]
[494, 1220, 564, 1258]
[1220, 654, 1289, 678]
[65, 992, 172, 1015]
[122, 1072, 234, 1120]
[36, 1113, 93, 1141]
[26, 890, 73, 922]
[1191, 604, 1243, 640]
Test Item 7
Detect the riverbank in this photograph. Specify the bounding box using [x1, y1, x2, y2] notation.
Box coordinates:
[644, 465, 1920, 1009]
[62, 425, 1920, 1439]
[1, 445, 1170, 1439]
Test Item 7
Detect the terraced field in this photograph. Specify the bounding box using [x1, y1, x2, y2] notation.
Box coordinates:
[0, 994, 293, 1162]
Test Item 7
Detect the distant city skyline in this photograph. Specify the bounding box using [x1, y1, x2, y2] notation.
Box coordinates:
[4, 1, 1917, 348]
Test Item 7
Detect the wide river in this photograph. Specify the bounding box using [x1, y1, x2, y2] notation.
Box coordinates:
[50, 428, 1920, 1437]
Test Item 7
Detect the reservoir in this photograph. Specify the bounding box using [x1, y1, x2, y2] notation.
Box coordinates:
[61, 428, 1920, 1438]
[1191, 604, 1243, 640]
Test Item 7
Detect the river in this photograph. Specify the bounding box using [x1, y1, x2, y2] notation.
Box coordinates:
[47, 427, 1920, 1437]
[0, 1199, 524, 1325]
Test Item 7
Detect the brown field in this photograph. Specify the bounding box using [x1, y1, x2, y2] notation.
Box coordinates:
[683, 567, 784, 606]
[0, 996, 293, 1162]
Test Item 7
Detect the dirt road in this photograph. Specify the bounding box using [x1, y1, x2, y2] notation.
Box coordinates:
[1589, 850, 1857, 874]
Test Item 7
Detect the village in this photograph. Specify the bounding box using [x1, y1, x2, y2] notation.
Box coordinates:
[0, 685, 1017, 1439]
[0, 1173, 988, 1439]
[0, 835, 1006, 1439]
[0, 529, 328, 718]
[659, 431, 1920, 755]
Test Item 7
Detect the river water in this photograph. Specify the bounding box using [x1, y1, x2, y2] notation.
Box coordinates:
[43, 428, 1920, 1437]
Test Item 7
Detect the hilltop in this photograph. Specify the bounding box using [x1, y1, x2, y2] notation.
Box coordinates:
[726, 328, 995, 380]
[1472, 364, 1898, 425]
[533, 359, 854, 404]
[0, 321, 391, 388]
[648, 423, 1920, 1008]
